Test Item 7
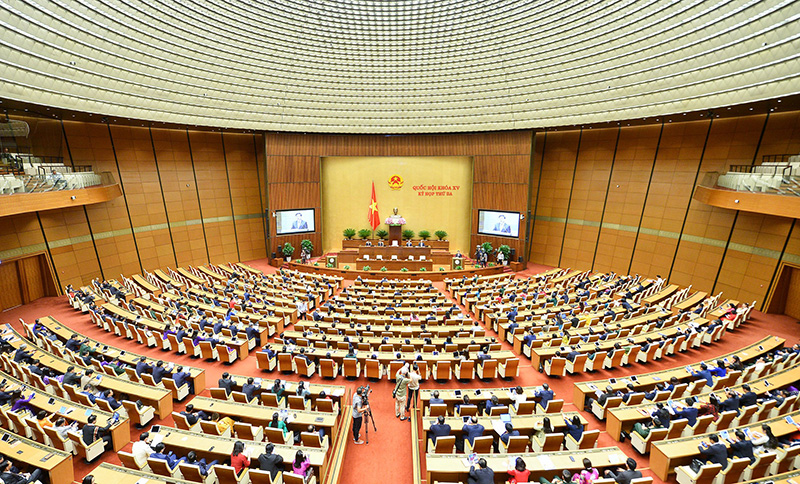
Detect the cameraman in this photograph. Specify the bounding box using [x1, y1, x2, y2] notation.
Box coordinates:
[352, 387, 368, 444]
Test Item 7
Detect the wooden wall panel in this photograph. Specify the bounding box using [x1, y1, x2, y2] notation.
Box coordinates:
[38, 206, 101, 288]
[593, 124, 661, 274]
[529, 130, 580, 266]
[629, 120, 710, 278]
[560, 127, 617, 269]
[265, 131, 532, 260]
[63, 120, 142, 278]
[150, 128, 206, 267]
[0, 263, 23, 310]
[224, 133, 267, 261]
[670, 116, 764, 291]
[754, 111, 800, 162]
[110, 125, 175, 271]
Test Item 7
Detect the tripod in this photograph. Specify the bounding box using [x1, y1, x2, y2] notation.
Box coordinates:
[362, 398, 378, 444]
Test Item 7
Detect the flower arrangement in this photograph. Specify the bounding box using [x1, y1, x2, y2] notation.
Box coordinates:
[385, 216, 407, 225]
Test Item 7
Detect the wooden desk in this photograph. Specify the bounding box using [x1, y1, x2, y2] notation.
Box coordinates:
[672, 291, 708, 313]
[151, 426, 327, 477]
[420, 387, 542, 414]
[37, 316, 207, 395]
[0, 428, 72, 484]
[222, 374, 347, 408]
[642, 284, 679, 306]
[280, 329, 499, 352]
[605, 360, 800, 441]
[154, 269, 184, 289]
[421, 413, 587, 435]
[101, 302, 251, 360]
[650, 411, 800, 479]
[131, 274, 161, 296]
[358, 246, 432, 259]
[0, 370, 130, 451]
[356, 259, 434, 271]
[529, 312, 695, 370]
[572, 336, 784, 410]
[262, 347, 518, 374]
[426, 448, 630, 483]
[176, 267, 205, 286]
[2, 325, 173, 419]
[188, 396, 339, 434]
[85, 463, 194, 484]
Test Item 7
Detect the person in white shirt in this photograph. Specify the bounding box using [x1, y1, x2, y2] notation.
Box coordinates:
[509, 386, 527, 409]
[131, 432, 155, 468]
[296, 299, 308, 319]
[405, 364, 422, 412]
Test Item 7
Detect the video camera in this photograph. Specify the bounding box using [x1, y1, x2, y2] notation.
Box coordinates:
[357, 384, 372, 403]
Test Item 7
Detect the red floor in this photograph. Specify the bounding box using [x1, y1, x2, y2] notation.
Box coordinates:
[1, 259, 798, 484]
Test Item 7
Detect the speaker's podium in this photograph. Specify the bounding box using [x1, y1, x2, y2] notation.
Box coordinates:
[326, 255, 338, 267]
[451, 257, 464, 270]
[389, 225, 402, 245]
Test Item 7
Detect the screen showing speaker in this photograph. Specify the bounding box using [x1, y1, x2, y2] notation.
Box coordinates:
[477, 210, 521, 238]
[276, 208, 315, 235]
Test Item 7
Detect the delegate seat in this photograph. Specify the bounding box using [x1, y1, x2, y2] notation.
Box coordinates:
[543, 357, 566, 377]
[455, 361, 475, 380]
[432, 361, 452, 381]
[531, 432, 562, 452]
[565, 429, 599, 450]
[631, 427, 669, 455]
[476, 359, 498, 380]
[214, 465, 249, 484]
[179, 462, 216, 484]
[537, 399, 563, 415]
[713, 457, 749, 484]
[465, 435, 493, 453]
[498, 358, 518, 379]
[675, 463, 722, 484]
[69, 430, 106, 463]
[500, 435, 528, 453]
[741, 451, 777, 481]
[319, 359, 338, 378]
[428, 435, 456, 454]
[565, 354, 588, 374]
[148, 457, 181, 478]
[591, 396, 622, 420]
[342, 359, 361, 379]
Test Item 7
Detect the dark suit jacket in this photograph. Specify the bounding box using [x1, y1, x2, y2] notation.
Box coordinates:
[218, 378, 235, 395]
[731, 439, 755, 463]
[258, 452, 284, 478]
[675, 407, 698, 427]
[468, 466, 494, 484]
[740, 391, 757, 407]
[610, 469, 643, 484]
[700, 443, 729, 469]
[429, 423, 451, 442]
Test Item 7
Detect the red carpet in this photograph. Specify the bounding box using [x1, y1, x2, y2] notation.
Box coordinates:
[1, 259, 798, 484]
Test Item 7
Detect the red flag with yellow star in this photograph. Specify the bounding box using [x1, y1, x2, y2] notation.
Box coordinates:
[368, 181, 380, 230]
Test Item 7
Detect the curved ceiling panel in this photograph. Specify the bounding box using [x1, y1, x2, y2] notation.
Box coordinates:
[0, 0, 798, 132]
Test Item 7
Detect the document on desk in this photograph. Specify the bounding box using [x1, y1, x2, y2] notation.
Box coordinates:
[491, 419, 506, 436]
[537, 455, 555, 470]
[149, 433, 164, 446]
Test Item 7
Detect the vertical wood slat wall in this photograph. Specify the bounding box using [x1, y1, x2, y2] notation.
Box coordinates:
[263, 131, 533, 261]
[0, 119, 267, 290]
[528, 111, 800, 308]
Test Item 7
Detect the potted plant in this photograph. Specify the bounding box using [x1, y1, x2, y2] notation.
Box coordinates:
[357, 229, 372, 240]
[402, 229, 415, 240]
[375, 229, 388, 240]
[282, 243, 295, 263]
[325, 263, 333, 268]
[420, 267, 427, 271]
[344, 265, 350, 270]
[301, 239, 313, 255]
[434, 230, 448, 241]
[481, 241, 493, 254]
[343, 228, 356, 240]
[380, 266, 387, 272]
[313, 262, 319, 266]
[418, 230, 431, 240]
[400, 267, 409, 272]
[498, 244, 511, 265]
[362, 265, 371, 271]
[439, 267, 445, 271]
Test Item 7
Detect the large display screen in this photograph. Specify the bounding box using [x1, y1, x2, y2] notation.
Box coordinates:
[276, 208, 315, 235]
[477, 210, 521, 238]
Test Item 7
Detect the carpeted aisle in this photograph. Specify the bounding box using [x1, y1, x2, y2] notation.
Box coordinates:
[0, 260, 797, 484]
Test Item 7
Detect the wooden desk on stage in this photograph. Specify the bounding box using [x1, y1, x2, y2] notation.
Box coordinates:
[359, 246, 432, 259]
[356, 259, 433, 270]
[0, 429, 73, 484]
